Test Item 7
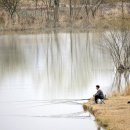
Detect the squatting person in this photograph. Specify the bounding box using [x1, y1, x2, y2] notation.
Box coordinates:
[93, 85, 104, 104]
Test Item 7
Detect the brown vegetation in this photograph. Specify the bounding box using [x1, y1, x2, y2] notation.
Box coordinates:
[0, 0, 20, 18]
[0, 0, 130, 31]
[83, 96, 130, 130]
[122, 85, 130, 95]
[83, 86, 130, 130]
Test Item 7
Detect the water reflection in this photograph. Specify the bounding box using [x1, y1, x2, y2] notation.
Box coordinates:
[0, 35, 25, 80]
[98, 126, 101, 130]
[0, 32, 111, 130]
[103, 31, 130, 92]
[0, 32, 113, 99]
[112, 70, 130, 92]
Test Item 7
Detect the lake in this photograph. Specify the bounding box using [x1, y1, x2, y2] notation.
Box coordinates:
[0, 31, 114, 130]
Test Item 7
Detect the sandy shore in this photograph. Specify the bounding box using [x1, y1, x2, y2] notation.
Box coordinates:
[83, 96, 130, 130]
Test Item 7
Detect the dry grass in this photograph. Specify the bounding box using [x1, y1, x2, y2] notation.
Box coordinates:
[123, 85, 130, 96]
[0, 1, 130, 32]
[111, 85, 130, 97]
[83, 95, 130, 130]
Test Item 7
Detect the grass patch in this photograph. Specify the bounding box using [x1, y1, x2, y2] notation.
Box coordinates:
[0, 17, 5, 24]
[123, 85, 130, 96]
[83, 95, 130, 130]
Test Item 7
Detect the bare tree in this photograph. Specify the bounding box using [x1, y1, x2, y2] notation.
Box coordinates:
[84, 0, 90, 16]
[90, 0, 104, 17]
[103, 30, 130, 92]
[0, 0, 20, 18]
[32, 0, 39, 16]
[70, 0, 72, 18]
[41, 0, 50, 22]
[103, 30, 130, 73]
[121, 0, 125, 19]
[78, 0, 103, 19]
[54, 0, 59, 23]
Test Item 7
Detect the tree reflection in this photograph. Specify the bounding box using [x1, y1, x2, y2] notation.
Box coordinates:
[0, 32, 113, 97]
[103, 30, 130, 92]
[97, 126, 101, 130]
[112, 69, 130, 92]
[35, 31, 112, 97]
[0, 35, 24, 81]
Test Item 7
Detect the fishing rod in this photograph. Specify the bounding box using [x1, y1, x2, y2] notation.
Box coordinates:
[21, 99, 91, 108]
[28, 100, 84, 108]
[45, 98, 91, 102]
[0, 98, 91, 103]
[7, 99, 91, 108]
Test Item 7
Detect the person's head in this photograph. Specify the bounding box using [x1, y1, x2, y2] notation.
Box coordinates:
[96, 85, 100, 90]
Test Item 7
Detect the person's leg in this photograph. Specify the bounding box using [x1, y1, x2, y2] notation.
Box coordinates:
[95, 95, 99, 104]
[98, 96, 105, 104]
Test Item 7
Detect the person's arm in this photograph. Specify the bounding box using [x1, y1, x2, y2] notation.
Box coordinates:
[93, 90, 99, 97]
[95, 90, 101, 96]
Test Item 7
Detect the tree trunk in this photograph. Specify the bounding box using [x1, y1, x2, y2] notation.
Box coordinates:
[122, 0, 124, 19]
[70, 0, 72, 18]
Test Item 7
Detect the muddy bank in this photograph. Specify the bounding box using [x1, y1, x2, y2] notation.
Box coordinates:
[83, 96, 130, 130]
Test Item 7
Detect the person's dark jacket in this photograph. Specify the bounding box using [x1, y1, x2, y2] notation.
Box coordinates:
[95, 89, 104, 99]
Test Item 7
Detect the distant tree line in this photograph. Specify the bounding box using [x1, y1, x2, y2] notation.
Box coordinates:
[0, 0, 20, 18]
[0, 0, 128, 22]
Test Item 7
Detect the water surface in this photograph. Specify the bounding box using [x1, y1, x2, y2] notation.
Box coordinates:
[0, 32, 113, 130]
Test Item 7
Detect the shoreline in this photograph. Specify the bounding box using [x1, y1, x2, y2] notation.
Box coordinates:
[83, 95, 130, 130]
[0, 19, 130, 35]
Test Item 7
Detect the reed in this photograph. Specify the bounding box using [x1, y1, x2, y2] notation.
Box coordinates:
[123, 84, 130, 95]
[84, 95, 130, 130]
